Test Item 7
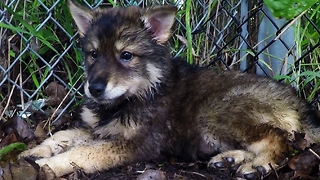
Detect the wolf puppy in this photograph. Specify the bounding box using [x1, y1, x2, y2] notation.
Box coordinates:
[20, 0, 320, 179]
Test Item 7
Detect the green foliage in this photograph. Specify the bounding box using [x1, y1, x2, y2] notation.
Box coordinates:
[263, 0, 317, 19]
[270, 2, 320, 101]
[294, 2, 320, 101]
[185, 0, 193, 64]
[0, 142, 26, 161]
[0, 0, 83, 99]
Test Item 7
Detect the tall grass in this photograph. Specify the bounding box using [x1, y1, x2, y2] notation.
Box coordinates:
[295, 2, 320, 101]
[273, 2, 320, 102]
[0, 0, 85, 120]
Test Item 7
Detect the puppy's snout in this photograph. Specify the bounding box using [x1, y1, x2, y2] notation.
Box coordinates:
[88, 81, 106, 97]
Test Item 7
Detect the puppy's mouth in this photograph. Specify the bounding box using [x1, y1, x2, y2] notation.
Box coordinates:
[84, 81, 127, 104]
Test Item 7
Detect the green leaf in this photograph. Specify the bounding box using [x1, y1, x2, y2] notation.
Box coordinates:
[0, 3, 37, 34]
[0, 22, 31, 35]
[0, 142, 27, 160]
[299, 71, 320, 77]
[273, 74, 291, 81]
[263, 0, 317, 19]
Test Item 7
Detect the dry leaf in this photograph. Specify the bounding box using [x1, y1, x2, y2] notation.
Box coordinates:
[44, 82, 68, 106]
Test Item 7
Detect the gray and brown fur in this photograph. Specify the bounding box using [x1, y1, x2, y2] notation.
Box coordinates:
[19, 0, 320, 179]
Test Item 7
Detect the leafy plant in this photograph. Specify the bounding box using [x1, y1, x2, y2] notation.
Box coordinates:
[264, 0, 317, 19]
[0, 142, 26, 161]
[0, 0, 85, 120]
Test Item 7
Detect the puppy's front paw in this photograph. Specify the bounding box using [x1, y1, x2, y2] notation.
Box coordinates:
[19, 145, 53, 158]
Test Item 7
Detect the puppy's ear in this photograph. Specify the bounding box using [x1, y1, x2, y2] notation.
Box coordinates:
[68, 0, 94, 37]
[142, 5, 177, 44]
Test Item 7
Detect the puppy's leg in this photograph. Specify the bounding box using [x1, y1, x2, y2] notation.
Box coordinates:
[34, 140, 135, 177]
[236, 131, 290, 178]
[19, 129, 93, 158]
[208, 126, 290, 179]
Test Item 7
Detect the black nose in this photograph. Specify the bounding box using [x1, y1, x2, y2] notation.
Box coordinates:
[88, 82, 106, 97]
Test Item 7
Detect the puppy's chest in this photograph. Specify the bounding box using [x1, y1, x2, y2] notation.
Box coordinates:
[81, 100, 173, 139]
[94, 119, 142, 139]
[80, 105, 141, 138]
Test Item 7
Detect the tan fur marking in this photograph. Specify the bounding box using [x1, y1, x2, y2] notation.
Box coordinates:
[146, 63, 163, 85]
[90, 37, 99, 51]
[274, 110, 301, 133]
[95, 119, 141, 139]
[246, 136, 284, 171]
[223, 84, 302, 135]
[115, 41, 125, 52]
[104, 80, 127, 99]
[81, 106, 99, 128]
[35, 140, 130, 177]
[247, 138, 270, 155]
[100, 66, 162, 100]
[19, 129, 93, 158]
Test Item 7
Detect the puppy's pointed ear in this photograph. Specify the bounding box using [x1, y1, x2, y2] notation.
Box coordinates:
[68, 0, 94, 37]
[142, 5, 177, 44]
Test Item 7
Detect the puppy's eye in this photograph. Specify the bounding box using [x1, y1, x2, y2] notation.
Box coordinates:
[120, 51, 133, 62]
[90, 51, 98, 59]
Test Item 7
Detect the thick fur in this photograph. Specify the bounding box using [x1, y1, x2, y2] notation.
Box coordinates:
[19, 1, 320, 179]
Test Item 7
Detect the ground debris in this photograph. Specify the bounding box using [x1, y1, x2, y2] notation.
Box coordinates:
[44, 81, 69, 107]
[287, 145, 320, 178]
[0, 158, 38, 180]
[137, 169, 167, 180]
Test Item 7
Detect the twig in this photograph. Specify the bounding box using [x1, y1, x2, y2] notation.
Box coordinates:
[180, 170, 207, 179]
[268, 163, 279, 179]
[43, 75, 83, 136]
[274, 9, 308, 41]
[0, 74, 20, 121]
[308, 148, 320, 160]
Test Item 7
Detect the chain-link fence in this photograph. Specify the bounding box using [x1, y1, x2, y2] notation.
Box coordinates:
[0, 0, 319, 125]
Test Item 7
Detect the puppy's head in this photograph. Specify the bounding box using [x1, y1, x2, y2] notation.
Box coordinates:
[68, 0, 176, 104]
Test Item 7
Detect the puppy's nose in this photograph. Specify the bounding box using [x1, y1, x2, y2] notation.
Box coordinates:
[88, 82, 106, 97]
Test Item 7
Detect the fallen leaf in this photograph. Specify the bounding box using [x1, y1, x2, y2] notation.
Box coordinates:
[0, 158, 38, 180]
[34, 122, 48, 142]
[288, 145, 320, 177]
[0, 132, 18, 148]
[12, 116, 34, 142]
[38, 164, 58, 180]
[291, 131, 311, 151]
[44, 82, 68, 106]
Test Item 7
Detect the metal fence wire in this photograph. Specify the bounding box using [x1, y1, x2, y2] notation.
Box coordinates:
[0, 0, 319, 124]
